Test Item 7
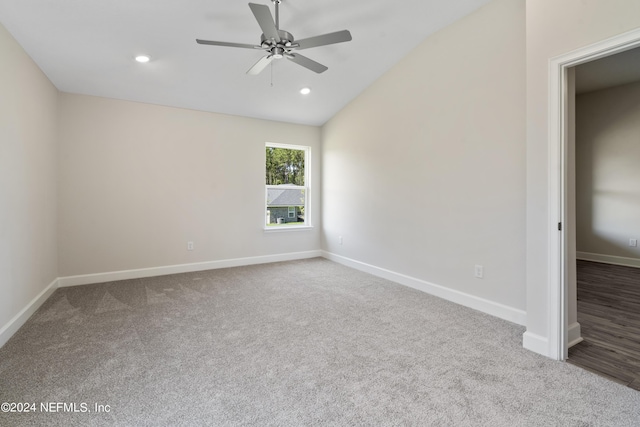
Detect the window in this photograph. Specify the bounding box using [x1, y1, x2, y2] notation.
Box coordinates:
[265, 143, 310, 228]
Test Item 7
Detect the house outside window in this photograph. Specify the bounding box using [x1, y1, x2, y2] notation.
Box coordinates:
[265, 143, 309, 228]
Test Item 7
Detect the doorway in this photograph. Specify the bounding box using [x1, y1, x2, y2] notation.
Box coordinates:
[547, 27, 640, 363]
[564, 47, 640, 389]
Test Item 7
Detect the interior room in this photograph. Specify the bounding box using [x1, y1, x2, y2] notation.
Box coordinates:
[566, 49, 640, 388]
[1, 0, 639, 424]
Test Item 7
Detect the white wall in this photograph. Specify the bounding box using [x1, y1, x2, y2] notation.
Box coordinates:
[322, 0, 526, 317]
[58, 94, 321, 277]
[0, 23, 59, 340]
[525, 0, 640, 355]
[576, 81, 640, 262]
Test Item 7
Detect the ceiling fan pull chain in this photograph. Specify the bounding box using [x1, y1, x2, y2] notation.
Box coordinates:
[270, 61, 274, 87]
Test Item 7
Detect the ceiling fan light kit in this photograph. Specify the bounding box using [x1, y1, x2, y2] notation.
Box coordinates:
[196, 0, 352, 75]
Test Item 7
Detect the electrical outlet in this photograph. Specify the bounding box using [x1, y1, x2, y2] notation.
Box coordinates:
[187, 241, 194, 251]
[339, 236, 343, 245]
[474, 265, 484, 279]
[630, 238, 638, 247]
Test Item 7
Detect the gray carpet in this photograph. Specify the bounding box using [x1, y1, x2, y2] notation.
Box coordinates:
[0, 258, 638, 426]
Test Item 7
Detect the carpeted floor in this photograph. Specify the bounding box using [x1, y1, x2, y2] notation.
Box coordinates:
[1, 258, 639, 426]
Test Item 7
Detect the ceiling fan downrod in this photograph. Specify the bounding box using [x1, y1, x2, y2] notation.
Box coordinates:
[272, 0, 281, 30]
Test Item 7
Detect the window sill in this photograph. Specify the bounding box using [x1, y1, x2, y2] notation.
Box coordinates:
[263, 225, 314, 233]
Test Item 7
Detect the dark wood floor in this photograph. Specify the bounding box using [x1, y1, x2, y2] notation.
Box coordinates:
[568, 260, 640, 390]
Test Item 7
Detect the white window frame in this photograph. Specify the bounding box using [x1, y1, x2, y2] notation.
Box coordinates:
[264, 142, 312, 231]
[288, 206, 296, 219]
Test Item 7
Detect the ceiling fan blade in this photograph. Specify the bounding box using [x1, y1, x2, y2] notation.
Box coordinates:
[294, 30, 352, 50]
[248, 3, 281, 42]
[196, 39, 260, 49]
[286, 53, 328, 74]
[247, 55, 274, 75]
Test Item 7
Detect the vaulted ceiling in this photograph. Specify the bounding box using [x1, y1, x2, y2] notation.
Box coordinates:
[0, 0, 494, 125]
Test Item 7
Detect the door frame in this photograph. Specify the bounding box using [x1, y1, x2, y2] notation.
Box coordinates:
[547, 27, 640, 361]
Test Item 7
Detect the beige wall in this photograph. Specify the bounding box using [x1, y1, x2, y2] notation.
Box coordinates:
[58, 94, 321, 276]
[525, 0, 640, 351]
[322, 0, 526, 311]
[0, 24, 59, 331]
[576, 81, 640, 260]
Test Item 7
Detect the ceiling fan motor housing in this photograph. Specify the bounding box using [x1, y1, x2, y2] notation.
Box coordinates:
[260, 30, 295, 59]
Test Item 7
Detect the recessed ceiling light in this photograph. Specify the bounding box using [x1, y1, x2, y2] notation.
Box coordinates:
[300, 87, 311, 95]
[135, 55, 151, 63]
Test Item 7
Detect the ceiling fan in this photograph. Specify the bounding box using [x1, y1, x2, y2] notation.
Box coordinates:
[196, 0, 352, 75]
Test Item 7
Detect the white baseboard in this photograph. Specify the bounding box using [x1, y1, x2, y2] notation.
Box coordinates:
[577, 251, 640, 269]
[568, 322, 583, 348]
[522, 331, 549, 357]
[58, 250, 323, 287]
[322, 251, 527, 326]
[0, 278, 58, 349]
[522, 323, 582, 358]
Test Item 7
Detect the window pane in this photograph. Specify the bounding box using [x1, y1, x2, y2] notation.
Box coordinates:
[266, 147, 305, 186]
[265, 144, 308, 228]
[266, 187, 305, 226]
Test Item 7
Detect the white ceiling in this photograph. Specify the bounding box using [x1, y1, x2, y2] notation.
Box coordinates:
[0, 0, 493, 126]
[575, 46, 640, 95]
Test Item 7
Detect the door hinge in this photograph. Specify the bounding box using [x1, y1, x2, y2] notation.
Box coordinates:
[558, 222, 562, 231]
